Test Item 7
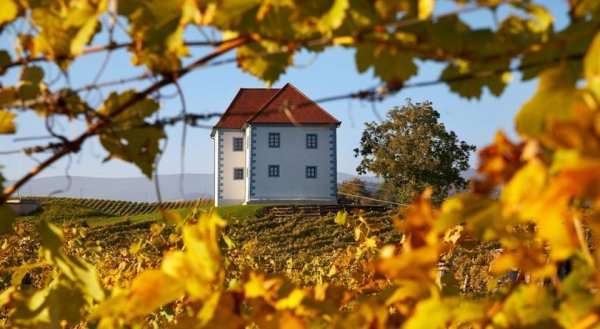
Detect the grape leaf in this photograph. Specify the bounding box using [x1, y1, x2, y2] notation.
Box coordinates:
[441, 59, 510, 100]
[584, 32, 600, 99]
[515, 66, 577, 137]
[355, 44, 417, 83]
[0, 0, 18, 26]
[100, 127, 165, 178]
[70, 18, 99, 55]
[38, 220, 105, 301]
[493, 285, 557, 327]
[98, 91, 164, 178]
[237, 42, 293, 85]
[118, 0, 187, 71]
[334, 210, 347, 225]
[31, 0, 104, 63]
[418, 0, 435, 19]
[18, 66, 44, 100]
[0, 110, 16, 134]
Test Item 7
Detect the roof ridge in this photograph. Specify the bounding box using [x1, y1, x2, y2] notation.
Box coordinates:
[240, 87, 281, 90]
[212, 88, 245, 132]
[284, 83, 340, 124]
[245, 83, 291, 124]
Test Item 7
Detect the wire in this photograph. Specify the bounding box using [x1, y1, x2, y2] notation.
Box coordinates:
[337, 191, 408, 206]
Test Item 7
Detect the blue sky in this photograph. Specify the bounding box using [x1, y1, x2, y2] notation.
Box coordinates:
[0, 1, 568, 181]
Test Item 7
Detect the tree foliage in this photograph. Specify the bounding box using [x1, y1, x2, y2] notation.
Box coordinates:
[338, 178, 372, 204]
[354, 101, 475, 203]
[1, 0, 600, 328]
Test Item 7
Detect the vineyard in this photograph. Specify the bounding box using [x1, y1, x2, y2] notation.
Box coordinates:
[18, 196, 213, 216]
[1, 0, 600, 328]
[1, 197, 499, 294]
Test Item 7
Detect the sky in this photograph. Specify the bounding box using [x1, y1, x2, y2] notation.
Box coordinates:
[0, 1, 569, 183]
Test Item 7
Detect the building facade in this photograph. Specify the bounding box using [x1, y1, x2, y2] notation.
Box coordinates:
[212, 83, 340, 206]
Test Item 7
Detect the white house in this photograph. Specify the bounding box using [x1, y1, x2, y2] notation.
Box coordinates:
[211, 83, 341, 207]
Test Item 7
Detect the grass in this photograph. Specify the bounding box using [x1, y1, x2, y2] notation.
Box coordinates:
[17, 198, 266, 227]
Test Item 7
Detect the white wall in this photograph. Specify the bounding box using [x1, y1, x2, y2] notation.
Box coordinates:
[213, 130, 219, 206]
[248, 124, 337, 203]
[216, 129, 246, 206]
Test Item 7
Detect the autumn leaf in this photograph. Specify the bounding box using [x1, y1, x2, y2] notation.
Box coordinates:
[584, 32, 600, 100]
[98, 91, 164, 178]
[0, 110, 15, 134]
[237, 41, 293, 85]
[125, 270, 184, 317]
[334, 210, 347, 225]
[0, 0, 18, 26]
[515, 66, 577, 137]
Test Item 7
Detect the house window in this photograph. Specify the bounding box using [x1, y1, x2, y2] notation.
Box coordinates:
[306, 166, 317, 178]
[306, 134, 318, 149]
[268, 133, 280, 148]
[233, 137, 243, 151]
[233, 168, 244, 180]
[268, 165, 280, 177]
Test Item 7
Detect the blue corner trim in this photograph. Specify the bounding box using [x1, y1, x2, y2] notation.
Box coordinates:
[329, 127, 337, 196]
[217, 131, 224, 201]
[249, 126, 257, 197]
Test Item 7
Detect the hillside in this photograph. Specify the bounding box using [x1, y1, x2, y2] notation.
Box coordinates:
[4, 198, 398, 289]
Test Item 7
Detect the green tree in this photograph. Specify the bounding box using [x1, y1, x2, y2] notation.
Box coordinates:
[354, 101, 475, 203]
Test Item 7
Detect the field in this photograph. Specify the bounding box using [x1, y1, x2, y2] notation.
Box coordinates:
[3, 197, 497, 293]
[2, 198, 403, 290]
[1, 197, 504, 328]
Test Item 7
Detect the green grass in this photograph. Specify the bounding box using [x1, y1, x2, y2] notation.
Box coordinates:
[18, 198, 266, 227]
[216, 204, 267, 221]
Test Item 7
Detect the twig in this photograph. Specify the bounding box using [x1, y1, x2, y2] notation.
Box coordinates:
[1, 36, 249, 203]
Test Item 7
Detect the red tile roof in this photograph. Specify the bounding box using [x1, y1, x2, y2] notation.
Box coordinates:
[213, 88, 279, 129]
[213, 83, 340, 130]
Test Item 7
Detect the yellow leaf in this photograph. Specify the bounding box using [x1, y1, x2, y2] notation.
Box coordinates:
[334, 210, 347, 225]
[70, 19, 98, 55]
[317, 0, 349, 32]
[161, 209, 183, 226]
[515, 66, 577, 137]
[363, 236, 377, 250]
[222, 233, 236, 249]
[275, 289, 305, 310]
[501, 160, 547, 217]
[418, 0, 435, 19]
[327, 264, 337, 277]
[354, 226, 362, 241]
[0, 0, 18, 25]
[584, 32, 600, 100]
[126, 270, 184, 317]
[244, 272, 267, 298]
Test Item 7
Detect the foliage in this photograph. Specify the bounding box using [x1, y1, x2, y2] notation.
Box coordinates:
[1, 0, 600, 328]
[21, 196, 213, 217]
[354, 101, 475, 203]
[338, 178, 372, 204]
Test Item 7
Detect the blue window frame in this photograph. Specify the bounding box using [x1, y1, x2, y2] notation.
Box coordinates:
[233, 168, 244, 180]
[268, 132, 280, 148]
[306, 134, 318, 149]
[306, 166, 317, 178]
[233, 137, 243, 151]
[268, 165, 280, 177]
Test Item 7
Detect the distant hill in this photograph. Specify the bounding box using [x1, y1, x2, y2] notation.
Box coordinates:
[10, 172, 378, 202]
[9, 170, 474, 201]
[10, 174, 213, 202]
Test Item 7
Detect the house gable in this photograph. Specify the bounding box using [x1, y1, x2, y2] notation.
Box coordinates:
[246, 83, 340, 126]
[213, 88, 279, 130]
